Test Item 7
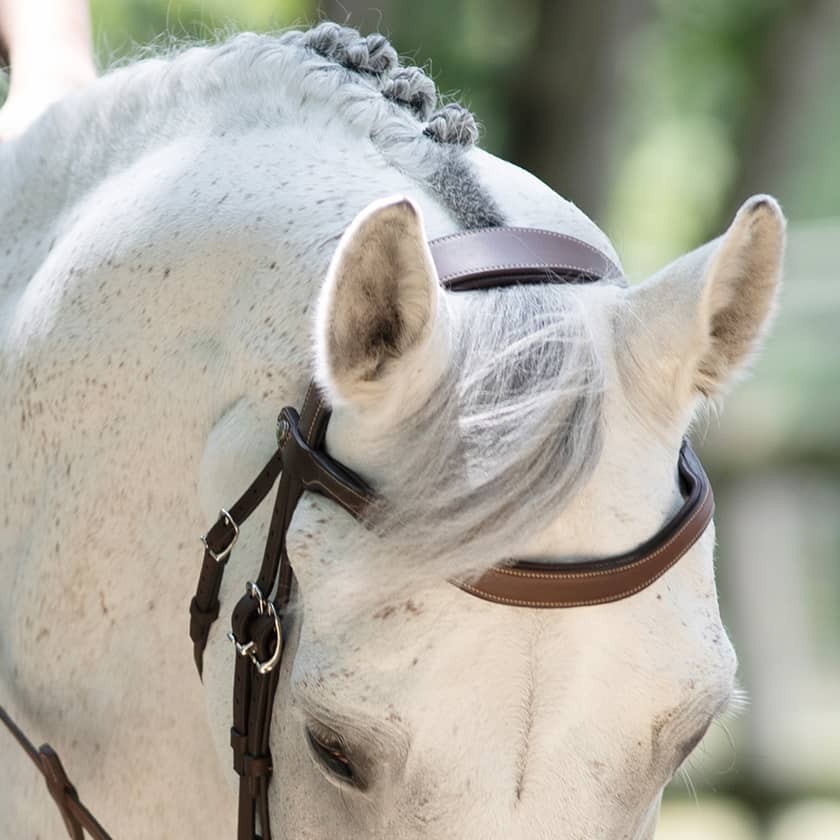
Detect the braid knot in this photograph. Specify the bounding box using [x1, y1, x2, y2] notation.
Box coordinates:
[423, 104, 479, 146]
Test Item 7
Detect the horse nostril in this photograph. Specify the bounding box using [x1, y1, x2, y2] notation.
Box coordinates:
[673, 718, 713, 770]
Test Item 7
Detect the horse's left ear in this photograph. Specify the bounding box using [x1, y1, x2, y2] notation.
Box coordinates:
[626, 194, 785, 407]
[315, 196, 443, 408]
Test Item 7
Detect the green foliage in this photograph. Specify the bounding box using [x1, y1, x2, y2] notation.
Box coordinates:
[89, 0, 311, 61]
[606, 0, 796, 274]
[5, 0, 839, 264]
[380, 0, 539, 155]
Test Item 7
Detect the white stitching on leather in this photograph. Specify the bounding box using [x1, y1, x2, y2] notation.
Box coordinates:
[489, 483, 711, 581]
[306, 394, 326, 443]
[299, 381, 316, 422]
[439, 262, 597, 283]
[456, 552, 684, 608]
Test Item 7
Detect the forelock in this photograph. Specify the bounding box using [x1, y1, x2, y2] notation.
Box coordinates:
[331, 283, 606, 605]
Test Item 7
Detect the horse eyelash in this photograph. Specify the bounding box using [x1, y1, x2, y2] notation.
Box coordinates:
[306, 720, 348, 753]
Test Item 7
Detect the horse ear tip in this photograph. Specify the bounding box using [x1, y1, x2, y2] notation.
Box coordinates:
[356, 195, 424, 236]
[378, 194, 421, 218]
[739, 194, 785, 227]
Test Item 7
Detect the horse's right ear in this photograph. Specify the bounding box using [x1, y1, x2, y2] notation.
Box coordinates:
[315, 196, 445, 408]
[624, 194, 784, 419]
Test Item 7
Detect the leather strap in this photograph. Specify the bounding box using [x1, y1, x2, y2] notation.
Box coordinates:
[184, 224, 714, 840]
[216, 382, 373, 840]
[190, 450, 284, 677]
[0, 706, 113, 840]
[429, 227, 621, 290]
[453, 441, 714, 607]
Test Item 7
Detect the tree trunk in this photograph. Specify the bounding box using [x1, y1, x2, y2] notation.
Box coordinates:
[507, 0, 652, 221]
[318, 0, 394, 34]
[723, 0, 840, 222]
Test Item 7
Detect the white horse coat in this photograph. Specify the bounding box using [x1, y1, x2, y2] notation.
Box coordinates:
[0, 25, 784, 839]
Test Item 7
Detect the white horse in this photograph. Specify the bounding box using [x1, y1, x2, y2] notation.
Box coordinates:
[0, 23, 784, 840]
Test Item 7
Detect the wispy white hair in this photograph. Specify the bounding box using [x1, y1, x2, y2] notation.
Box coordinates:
[333, 283, 605, 601]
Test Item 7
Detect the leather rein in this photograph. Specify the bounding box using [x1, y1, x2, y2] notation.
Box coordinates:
[1, 227, 714, 840]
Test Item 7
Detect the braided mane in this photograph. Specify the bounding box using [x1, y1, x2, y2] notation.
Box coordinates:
[266, 23, 480, 145]
[0, 22, 504, 231]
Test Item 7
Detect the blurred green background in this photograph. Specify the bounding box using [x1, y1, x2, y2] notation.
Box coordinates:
[4, 1, 839, 837]
[76, 0, 840, 277]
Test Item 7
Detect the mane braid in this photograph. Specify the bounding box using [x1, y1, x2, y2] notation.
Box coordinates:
[0, 22, 504, 232]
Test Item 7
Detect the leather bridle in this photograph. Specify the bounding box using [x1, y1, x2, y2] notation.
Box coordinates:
[1, 227, 714, 840]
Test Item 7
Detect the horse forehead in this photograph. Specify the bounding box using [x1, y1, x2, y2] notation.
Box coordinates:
[295, 585, 728, 711]
[291, 599, 727, 832]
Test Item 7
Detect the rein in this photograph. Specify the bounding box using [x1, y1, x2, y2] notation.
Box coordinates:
[1, 227, 714, 840]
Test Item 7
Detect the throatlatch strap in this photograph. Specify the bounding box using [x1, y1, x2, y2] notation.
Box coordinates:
[190, 450, 284, 676]
[190, 385, 373, 680]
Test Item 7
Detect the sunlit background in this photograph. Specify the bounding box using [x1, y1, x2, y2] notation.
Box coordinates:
[4, 1, 838, 837]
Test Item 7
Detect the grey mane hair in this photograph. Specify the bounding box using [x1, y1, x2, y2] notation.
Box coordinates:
[1, 22, 501, 230]
[331, 284, 605, 607]
[423, 103, 479, 146]
[382, 67, 437, 120]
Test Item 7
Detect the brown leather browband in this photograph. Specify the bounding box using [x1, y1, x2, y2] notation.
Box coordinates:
[1, 227, 713, 840]
[455, 441, 713, 607]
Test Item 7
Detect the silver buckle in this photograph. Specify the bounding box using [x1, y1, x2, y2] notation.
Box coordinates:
[226, 583, 284, 675]
[276, 413, 291, 448]
[246, 580, 266, 614]
[200, 508, 239, 563]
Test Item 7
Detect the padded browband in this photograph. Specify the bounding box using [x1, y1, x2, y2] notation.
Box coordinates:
[429, 227, 622, 290]
[265, 228, 712, 610]
[452, 442, 713, 607]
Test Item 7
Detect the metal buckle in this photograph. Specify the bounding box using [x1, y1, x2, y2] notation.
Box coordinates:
[251, 601, 283, 675]
[276, 412, 291, 448]
[226, 583, 284, 675]
[200, 508, 239, 563]
[246, 580, 266, 614]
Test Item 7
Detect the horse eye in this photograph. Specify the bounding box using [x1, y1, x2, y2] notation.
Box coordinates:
[305, 726, 357, 783]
